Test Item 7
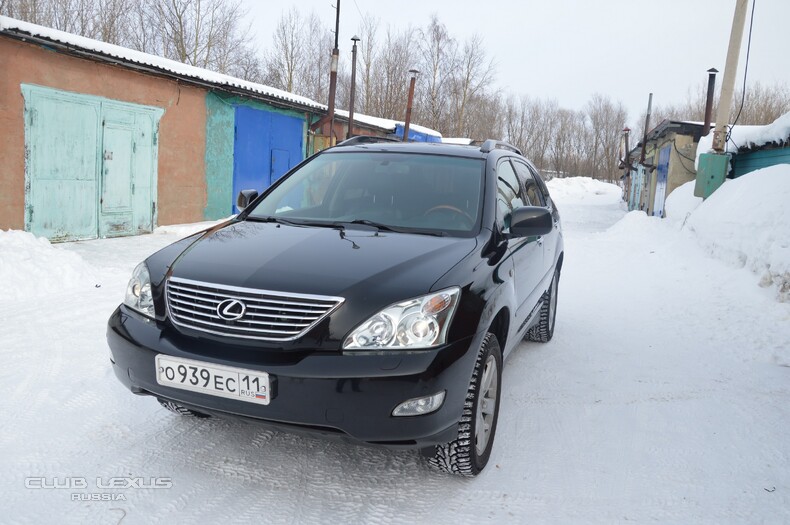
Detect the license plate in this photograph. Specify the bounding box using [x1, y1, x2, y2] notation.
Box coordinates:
[155, 355, 270, 405]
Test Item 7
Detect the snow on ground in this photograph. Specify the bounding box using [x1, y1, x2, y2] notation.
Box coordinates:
[0, 230, 99, 300]
[664, 180, 702, 222]
[1, 177, 789, 524]
[684, 166, 790, 302]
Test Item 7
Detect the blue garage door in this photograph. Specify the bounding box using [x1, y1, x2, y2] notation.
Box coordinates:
[233, 106, 304, 213]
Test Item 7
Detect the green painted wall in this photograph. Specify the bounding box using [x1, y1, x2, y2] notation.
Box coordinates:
[203, 92, 312, 219]
[204, 92, 235, 219]
[731, 147, 790, 178]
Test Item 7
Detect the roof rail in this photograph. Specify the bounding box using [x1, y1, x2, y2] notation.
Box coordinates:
[336, 135, 401, 146]
[479, 139, 522, 155]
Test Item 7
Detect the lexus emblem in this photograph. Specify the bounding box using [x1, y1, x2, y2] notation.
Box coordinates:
[217, 299, 246, 321]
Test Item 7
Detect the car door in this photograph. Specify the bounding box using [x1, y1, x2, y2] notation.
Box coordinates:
[514, 160, 560, 281]
[495, 158, 543, 322]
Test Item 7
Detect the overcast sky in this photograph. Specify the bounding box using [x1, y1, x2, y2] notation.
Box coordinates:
[241, 0, 789, 127]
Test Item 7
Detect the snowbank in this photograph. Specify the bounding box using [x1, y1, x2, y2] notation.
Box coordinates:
[664, 181, 702, 223]
[546, 176, 622, 204]
[0, 230, 98, 300]
[684, 165, 790, 301]
[695, 111, 790, 168]
[605, 210, 667, 240]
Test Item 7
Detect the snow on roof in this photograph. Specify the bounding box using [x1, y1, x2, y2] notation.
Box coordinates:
[0, 15, 444, 138]
[695, 111, 790, 168]
[333, 109, 442, 137]
[0, 15, 321, 111]
[442, 137, 474, 145]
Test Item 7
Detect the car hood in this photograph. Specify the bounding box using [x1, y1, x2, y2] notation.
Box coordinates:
[167, 220, 477, 300]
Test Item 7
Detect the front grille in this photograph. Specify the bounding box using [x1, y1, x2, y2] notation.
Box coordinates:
[166, 277, 344, 341]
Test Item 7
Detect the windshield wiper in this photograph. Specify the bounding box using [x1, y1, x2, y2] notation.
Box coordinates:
[246, 216, 341, 229]
[335, 219, 446, 237]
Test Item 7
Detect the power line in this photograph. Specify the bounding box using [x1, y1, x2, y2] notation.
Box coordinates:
[727, 0, 756, 143]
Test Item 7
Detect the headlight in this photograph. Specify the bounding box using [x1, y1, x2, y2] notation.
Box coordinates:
[343, 287, 460, 350]
[124, 262, 154, 318]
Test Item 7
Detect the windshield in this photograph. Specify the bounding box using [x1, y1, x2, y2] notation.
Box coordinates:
[246, 151, 484, 236]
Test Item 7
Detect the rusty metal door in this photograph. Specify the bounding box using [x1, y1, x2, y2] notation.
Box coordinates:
[98, 105, 158, 237]
[23, 85, 162, 241]
[23, 86, 100, 241]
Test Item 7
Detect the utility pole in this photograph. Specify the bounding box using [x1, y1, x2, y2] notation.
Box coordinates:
[347, 35, 360, 140]
[327, 0, 341, 146]
[308, 1, 343, 148]
[712, 0, 749, 152]
[639, 93, 653, 164]
[695, 0, 750, 199]
[402, 69, 419, 142]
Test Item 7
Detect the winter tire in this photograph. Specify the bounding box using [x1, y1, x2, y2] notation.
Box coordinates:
[428, 332, 502, 476]
[526, 268, 559, 343]
[157, 398, 210, 418]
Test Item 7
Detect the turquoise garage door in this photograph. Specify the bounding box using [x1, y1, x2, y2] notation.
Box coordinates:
[22, 85, 163, 241]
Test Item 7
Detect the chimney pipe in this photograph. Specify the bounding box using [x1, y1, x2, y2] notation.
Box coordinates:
[702, 68, 718, 136]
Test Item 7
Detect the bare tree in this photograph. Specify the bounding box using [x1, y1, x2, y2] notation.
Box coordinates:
[585, 93, 627, 181]
[151, 0, 252, 73]
[301, 11, 333, 103]
[263, 7, 304, 93]
[359, 25, 416, 119]
[448, 34, 495, 136]
[417, 14, 456, 133]
[357, 13, 378, 115]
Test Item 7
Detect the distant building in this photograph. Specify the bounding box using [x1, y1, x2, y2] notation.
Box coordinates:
[626, 120, 706, 216]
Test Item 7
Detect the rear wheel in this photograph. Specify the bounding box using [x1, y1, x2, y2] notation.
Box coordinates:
[157, 398, 210, 418]
[428, 332, 502, 476]
[526, 269, 559, 343]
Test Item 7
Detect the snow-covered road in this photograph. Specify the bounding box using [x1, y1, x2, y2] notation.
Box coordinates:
[2, 178, 788, 524]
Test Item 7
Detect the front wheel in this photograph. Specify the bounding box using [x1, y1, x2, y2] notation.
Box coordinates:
[428, 332, 502, 476]
[157, 398, 210, 418]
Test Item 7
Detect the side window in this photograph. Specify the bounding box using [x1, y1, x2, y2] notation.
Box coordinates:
[513, 160, 545, 207]
[529, 164, 552, 206]
[496, 159, 527, 231]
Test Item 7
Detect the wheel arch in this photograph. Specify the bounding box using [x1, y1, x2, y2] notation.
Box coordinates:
[487, 307, 510, 353]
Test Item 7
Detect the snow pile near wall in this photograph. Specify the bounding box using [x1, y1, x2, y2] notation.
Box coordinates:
[546, 176, 622, 204]
[684, 165, 790, 301]
[696, 111, 790, 168]
[664, 181, 703, 223]
[605, 210, 667, 239]
[0, 230, 98, 300]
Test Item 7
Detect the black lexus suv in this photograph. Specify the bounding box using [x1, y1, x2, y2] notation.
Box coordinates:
[107, 139, 564, 476]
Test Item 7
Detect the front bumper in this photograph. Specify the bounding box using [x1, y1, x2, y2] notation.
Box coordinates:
[107, 306, 482, 449]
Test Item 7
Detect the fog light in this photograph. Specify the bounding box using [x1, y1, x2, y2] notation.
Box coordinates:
[392, 391, 446, 417]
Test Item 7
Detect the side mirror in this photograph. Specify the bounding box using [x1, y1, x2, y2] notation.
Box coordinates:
[236, 189, 259, 212]
[510, 206, 552, 237]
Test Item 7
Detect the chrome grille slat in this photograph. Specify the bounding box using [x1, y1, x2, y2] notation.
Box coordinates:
[172, 315, 305, 334]
[169, 283, 336, 308]
[166, 277, 344, 342]
[244, 311, 322, 321]
[168, 289, 223, 304]
[170, 301, 321, 321]
[169, 299, 218, 311]
[246, 304, 326, 314]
